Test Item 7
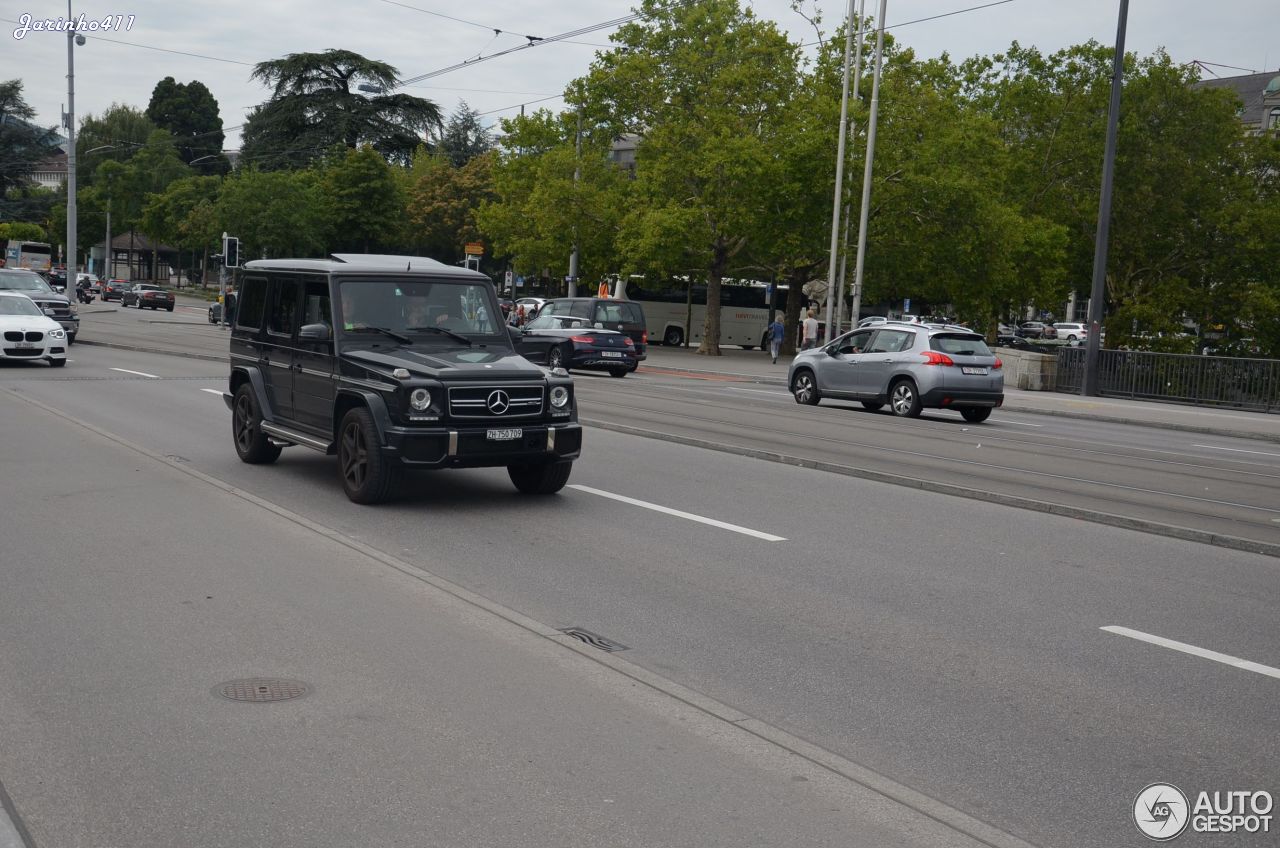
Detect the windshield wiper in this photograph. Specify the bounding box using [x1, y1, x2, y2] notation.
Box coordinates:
[405, 326, 473, 346]
[351, 325, 412, 345]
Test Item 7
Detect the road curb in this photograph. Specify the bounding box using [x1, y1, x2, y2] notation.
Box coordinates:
[580, 417, 1280, 560]
[638, 362, 1280, 443]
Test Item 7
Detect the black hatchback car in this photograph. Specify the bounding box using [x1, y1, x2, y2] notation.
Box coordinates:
[222, 254, 582, 504]
[514, 312, 637, 376]
[538, 297, 647, 369]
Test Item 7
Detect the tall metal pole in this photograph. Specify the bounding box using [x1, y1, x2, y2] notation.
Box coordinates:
[823, 0, 859, 342]
[834, 0, 866, 335]
[850, 0, 888, 325]
[567, 106, 582, 298]
[65, 0, 77, 276]
[1082, 0, 1129, 396]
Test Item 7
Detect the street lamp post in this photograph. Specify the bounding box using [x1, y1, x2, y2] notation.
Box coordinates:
[822, 0, 860, 342]
[850, 0, 889, 327]
[64, 1, 85, 275]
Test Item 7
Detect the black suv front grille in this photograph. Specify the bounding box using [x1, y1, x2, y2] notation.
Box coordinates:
[31, 300, 71, 319]
[447, 385, 544, 419]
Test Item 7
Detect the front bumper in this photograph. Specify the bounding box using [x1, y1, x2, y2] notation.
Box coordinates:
[572, 351, 637, 370]
[383, 422, 583, 469]
[0, 341, 65, 361]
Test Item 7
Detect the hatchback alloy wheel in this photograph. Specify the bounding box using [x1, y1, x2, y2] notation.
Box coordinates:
[791, 371, 820, 405]
[890, 380, 922, 417]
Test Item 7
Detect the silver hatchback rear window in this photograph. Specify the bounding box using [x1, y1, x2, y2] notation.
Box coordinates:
[930, 334, 992, 356]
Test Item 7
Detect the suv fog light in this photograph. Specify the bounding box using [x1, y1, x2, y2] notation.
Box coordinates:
[409, 388, 431, 411]
[550, 386, 570, 408]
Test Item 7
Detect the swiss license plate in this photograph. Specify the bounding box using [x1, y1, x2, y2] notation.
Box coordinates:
[601, 351, 623, 358]
[962, 366, 988, 375]
[487, 428, 522, 441]
[16, 342, 33, 349]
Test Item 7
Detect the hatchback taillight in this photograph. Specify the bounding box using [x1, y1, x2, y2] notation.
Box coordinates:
[624, 337, 635, 347]
[993, 358, 1003, 370]
[920, 350, 954, 366]
[569, 335, 595, 344]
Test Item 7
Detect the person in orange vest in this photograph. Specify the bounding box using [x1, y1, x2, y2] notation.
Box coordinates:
[598, 280, 609, 298]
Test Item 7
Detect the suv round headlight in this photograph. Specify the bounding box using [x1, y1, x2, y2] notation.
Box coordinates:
[409, 388, 431, 411]
[550, 386, 570, 408]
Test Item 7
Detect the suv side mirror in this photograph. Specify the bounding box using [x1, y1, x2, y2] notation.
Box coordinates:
[299, 323, 331, 341]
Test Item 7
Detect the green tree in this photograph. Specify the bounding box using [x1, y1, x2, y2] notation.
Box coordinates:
[0, 81, 60, 213]
[145, 77, 229, 173]
[582, 0, 801, 354]
[478, 110, 629, 286]
[319, 144, 404, 252]
[406, 151, 498, 263]
[75, 104, 157, 186]
[437, 102, 494, 167]
[214, 168, 329, 259]
[241, 49, 443, 169]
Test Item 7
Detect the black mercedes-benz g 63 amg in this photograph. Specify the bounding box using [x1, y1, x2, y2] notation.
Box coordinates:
[222, 254, 581, 503]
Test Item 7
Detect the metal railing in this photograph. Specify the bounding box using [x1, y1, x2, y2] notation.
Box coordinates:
[1055, 348, 1280, 412]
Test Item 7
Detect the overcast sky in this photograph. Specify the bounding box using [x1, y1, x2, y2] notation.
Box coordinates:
[5, 0, 1275, 150]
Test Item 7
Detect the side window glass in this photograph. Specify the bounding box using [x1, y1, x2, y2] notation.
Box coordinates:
[836, 330, 870, 355]
[303, 281, 331, 328]
[236, 277, 267, 330]
[268, 280, 301, 337]
[569, 300, 592, 319]
[542, 302, 563, 316]
[868, 329, 912, 353]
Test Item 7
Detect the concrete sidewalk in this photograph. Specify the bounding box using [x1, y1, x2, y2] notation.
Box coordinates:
[639, 344, 1280, 442]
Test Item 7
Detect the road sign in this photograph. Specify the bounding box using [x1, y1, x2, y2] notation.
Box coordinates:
[504, 270, 513, 289]
[903, 297, 911, 313]
[465, 242, 484, 255]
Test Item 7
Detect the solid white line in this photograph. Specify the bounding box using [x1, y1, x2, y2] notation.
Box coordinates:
[200, 388, 223, 396]
[568, 484, 787, 542]
[1193, 444, 1280, 459]
[109, 367, 159, 379]
[995, 419, 1043, 427]
[1101, 626, 1280, 681]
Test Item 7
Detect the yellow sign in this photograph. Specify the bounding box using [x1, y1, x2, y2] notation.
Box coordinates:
[464, 242, 484, 255]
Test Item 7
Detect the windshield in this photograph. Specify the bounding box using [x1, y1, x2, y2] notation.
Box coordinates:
[0, 271, 54, 294]
[338, 279, 502, 343]
[0, 295, 41, 316]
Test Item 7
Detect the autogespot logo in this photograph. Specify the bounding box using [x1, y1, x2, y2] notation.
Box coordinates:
[1134, 783, 1190, 841]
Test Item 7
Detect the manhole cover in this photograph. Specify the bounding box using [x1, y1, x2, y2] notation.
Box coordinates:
[215, 678, 309, 702]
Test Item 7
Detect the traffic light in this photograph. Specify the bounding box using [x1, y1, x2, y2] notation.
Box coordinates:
[224, 236, 239, 268]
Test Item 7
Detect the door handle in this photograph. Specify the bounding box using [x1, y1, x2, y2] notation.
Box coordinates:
[291, 362, 302, 372]
[880, 358, 893, 362]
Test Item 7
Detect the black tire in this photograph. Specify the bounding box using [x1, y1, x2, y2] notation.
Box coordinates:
[508, 460, 573, 494]
[741, 344, 754, 351]
[663, 326, 684, 347]
[67, 334, 75, 345]
[889, 379, 923, 418]
[547, 345, 566, 369]
[166, 305, 174, 312]
[791, 369, 821, 405]
[48, 357, 66, 368]
[338, 406, 399, 504]
[861, 401, 883, 411]
[608, 367, 628, 378]
[960, 407, 992, 423]
[232, 384, 282, 464]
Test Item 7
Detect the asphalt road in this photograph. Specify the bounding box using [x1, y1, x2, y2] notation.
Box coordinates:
[73, 302, 1280, 553]
[2, 342, 1276, 848]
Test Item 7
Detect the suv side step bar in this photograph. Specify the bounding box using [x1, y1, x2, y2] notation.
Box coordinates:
[260, 421, 334, 453]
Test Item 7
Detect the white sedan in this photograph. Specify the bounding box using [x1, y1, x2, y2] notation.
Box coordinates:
[0, 291, 69, 367]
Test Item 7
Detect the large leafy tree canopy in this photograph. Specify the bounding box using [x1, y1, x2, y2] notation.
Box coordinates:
[580, 0, 801, 354]
[145, 77, 229, 173]
[0, 80, 60, 217]
[240, 49, 443, 169]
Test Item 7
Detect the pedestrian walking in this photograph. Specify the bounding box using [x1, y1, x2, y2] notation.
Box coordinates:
[801, 309, 819, 351]
[768, 316, 784, 364]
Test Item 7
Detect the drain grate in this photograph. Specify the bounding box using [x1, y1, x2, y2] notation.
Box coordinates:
[559, 627, 628, 653]
[215, 678, 309, 703]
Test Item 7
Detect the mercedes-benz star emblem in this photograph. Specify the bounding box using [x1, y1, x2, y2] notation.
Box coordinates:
[486, 390, 511, 415]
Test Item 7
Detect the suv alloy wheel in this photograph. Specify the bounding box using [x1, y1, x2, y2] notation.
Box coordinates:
[338, 407, 400, 504]
[233, 384, 282, 464]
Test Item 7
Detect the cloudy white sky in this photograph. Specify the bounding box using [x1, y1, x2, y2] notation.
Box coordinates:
[4, 0, 1275, 149]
